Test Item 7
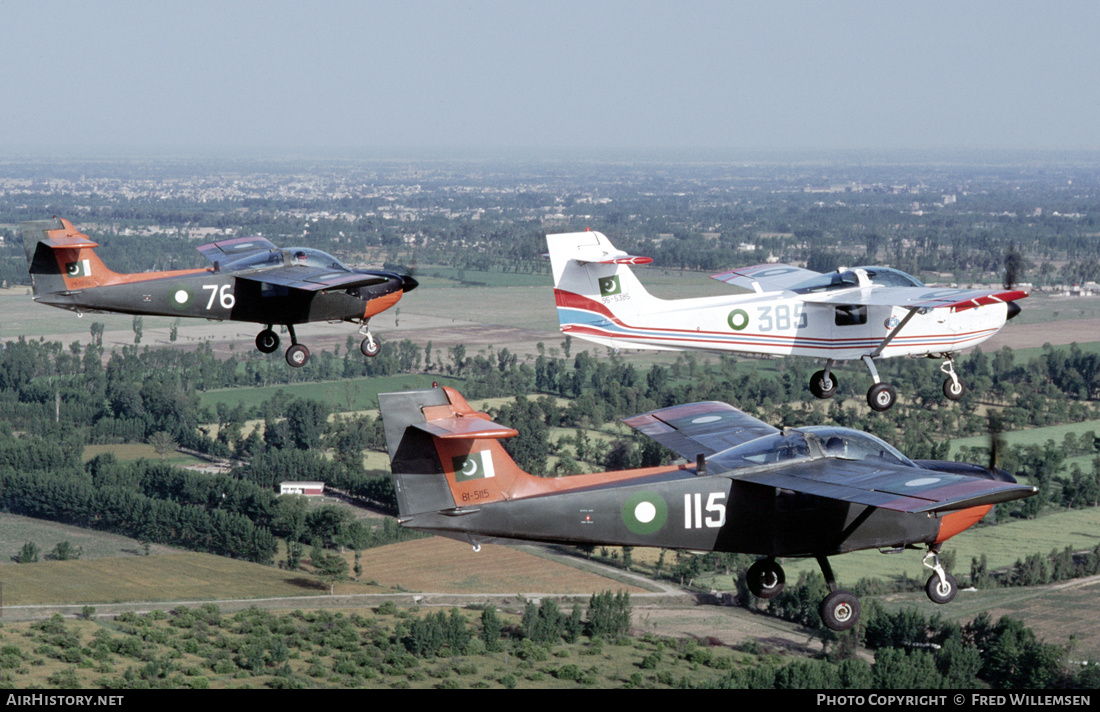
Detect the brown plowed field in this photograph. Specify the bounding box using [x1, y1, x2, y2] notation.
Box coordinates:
[357, 537, 651, 595]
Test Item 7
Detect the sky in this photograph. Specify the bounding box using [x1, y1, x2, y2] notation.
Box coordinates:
[2, 0, 1099, 156]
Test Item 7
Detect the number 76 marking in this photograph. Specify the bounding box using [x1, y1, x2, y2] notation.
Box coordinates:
[201, 284, 236, 310]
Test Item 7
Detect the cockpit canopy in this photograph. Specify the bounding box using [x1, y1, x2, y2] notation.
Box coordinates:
[223, 247, 350, 272]
[707, 425, 917, 472]
[789, 266, 925, 294]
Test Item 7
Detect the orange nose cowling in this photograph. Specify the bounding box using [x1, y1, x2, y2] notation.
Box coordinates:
[934, 505, 993, 544]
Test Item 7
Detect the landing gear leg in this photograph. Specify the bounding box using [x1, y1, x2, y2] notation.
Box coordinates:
[284, 324, 310, 367]
[816, 555, 860, 632]
[941, 355, 965, 401]
[358, 320, 380, 357]
[863, 355, 897, 412]
[922, 545, 958, 604]
[809, 360, 838, 399]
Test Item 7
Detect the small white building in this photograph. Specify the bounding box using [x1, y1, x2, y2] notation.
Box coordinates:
[280, 481, 325, 496]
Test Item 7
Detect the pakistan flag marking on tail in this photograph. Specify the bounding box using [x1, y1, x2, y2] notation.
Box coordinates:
[621, 490, 668, 535]
[598, 275, 622, 297]
[453, 451, 496, 483]
[65, 259, 91, 278]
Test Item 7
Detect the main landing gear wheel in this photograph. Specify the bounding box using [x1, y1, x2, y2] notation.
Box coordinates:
[256, 328, 280, 354]
[943, 377, 966, 400]
[815, 555, 861, 632]
[867, 382, 897, 412]
[926, 572, 958, 604]
[809, 370, 838, 399]
[286, 343, 310, 368]
[746, 559, 786, 599]
[819, 590, 860, 632]
[360, 335, 380, 357]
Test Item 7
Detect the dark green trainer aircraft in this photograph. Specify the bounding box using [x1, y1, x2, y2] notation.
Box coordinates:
[21, 217, 416, 367]
[380, 384, 1036, 632]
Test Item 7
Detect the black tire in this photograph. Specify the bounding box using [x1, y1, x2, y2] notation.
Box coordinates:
[746, 559, 786, 599]
[285, 344, 310, 368]
[256, 329, 280, 354]
[925, 572, 958, 604]
[361, 337, 381, 357]
[943, 378, 965, 401]
[809, 370, 838, 399]
[867, 383, 897, 412]
[819, 590, 861, 632]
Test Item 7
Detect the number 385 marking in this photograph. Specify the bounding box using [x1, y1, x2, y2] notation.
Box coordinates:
[756, 304, 807, 331]
[202, 284, 235, 310]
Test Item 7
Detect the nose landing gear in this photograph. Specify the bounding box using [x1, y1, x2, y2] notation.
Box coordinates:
[922, 546, 958, 604]
[359, 320, 380, 357]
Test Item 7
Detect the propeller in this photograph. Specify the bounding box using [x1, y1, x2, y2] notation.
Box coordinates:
[1002, 244, 1024, 320]
[986, 411, 1015, 483]
[1003, 244, 1023, 290]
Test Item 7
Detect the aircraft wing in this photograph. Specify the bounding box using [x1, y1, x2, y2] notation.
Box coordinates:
[797, 286, 1029, 311]
[237, 266, 395, 292]
[734, 459, 1037, 513]
[622, 401, 780, 460]
[196, 236, 280, 264]
[710, 264, 821, 293]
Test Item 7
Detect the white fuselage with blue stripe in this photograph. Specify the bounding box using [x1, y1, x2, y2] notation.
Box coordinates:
[548, 230, 1015, 362]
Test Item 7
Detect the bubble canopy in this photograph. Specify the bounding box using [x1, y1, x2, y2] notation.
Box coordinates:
[707, 425, 917, 471]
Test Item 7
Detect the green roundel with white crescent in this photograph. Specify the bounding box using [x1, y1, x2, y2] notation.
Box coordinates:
[727, 308, 749, 331]
[621, 490, 668, 535]
[170, 284, 195, 311]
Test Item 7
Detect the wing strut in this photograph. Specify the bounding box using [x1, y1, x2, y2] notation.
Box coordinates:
[868, 307, 920, 359]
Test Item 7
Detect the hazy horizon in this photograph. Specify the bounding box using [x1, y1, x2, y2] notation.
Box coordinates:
[4, 1, 1100, 157]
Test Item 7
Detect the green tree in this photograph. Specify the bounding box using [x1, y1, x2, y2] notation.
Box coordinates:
[311, 551, 349, 595]
[16, 541, 39, 563]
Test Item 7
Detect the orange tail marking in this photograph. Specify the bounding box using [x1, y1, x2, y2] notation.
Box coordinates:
[47, 218, 208, 290]
[429, 387, 686, 507]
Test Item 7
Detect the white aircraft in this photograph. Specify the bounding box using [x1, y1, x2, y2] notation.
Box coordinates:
[548, 230, 1028, 411]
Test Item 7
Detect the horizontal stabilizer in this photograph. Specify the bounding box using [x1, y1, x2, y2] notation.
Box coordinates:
[20, 218, 99, 261]
[413, 418, 518, 440]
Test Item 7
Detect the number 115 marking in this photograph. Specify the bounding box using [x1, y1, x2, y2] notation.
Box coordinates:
[684, 492, 727, 529]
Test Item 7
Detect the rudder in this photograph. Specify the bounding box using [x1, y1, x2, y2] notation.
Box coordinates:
[20, 218, 120, 294]
[379, 385, 530, 518]
[546, 230, 663, 343]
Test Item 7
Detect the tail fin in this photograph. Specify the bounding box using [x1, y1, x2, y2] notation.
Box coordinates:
[546, 230, 664, 345]
[20, 218, 123, 295]
[379, 385, 531, 518]
[379, 385, 674, 521]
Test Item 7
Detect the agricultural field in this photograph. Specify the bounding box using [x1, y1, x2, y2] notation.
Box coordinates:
[0, 603, 761, 689]
[948, 419, 1100, 462]
[0, 532, 649, 611]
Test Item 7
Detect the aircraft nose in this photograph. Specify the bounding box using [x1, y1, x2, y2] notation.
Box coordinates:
[401, 275, 418, 293]
[1006, 301, 1021, 320]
